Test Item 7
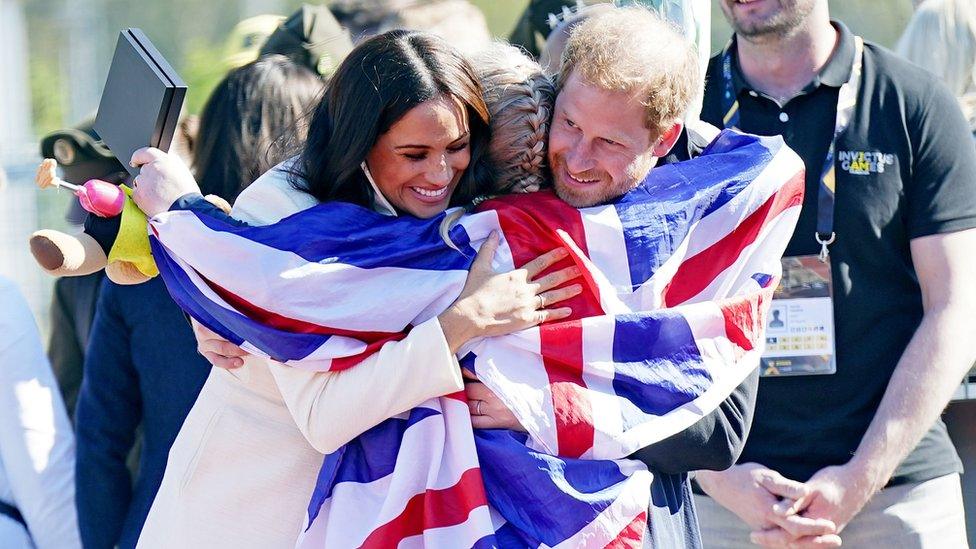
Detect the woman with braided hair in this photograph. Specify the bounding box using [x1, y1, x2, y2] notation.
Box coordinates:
[472, 43, 555, 195]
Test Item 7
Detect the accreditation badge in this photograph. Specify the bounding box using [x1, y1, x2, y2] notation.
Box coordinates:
[760, 255, 836, 376]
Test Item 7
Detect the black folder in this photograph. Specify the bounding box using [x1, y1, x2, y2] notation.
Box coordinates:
[94, 28, 186, 176]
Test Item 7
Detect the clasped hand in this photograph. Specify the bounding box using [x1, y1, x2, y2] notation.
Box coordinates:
[698, 462, 880, 548]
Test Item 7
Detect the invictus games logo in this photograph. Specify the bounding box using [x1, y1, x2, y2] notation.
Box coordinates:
[838, 150, 895, 175]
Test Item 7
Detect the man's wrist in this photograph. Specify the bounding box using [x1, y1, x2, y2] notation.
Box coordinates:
[694, 469, 723, 495]
[437, 302, 478, 354]
[843, 454, 888, 495]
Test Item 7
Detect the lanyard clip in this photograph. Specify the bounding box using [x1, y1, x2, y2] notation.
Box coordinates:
[815, 232, 836, 262]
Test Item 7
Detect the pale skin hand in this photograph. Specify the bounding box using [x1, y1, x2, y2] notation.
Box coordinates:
[130, 147, 201, 216]
[191, 320, 247, 370]
[769, 229, 976, 545]
[437, 231, 582, 353]
[750, 465, 864, 548]
[696, 464, 840, 548]
[35, 158, 58, 189]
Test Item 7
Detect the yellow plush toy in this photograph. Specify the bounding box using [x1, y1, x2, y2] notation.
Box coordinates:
[30, 158, 230, 285]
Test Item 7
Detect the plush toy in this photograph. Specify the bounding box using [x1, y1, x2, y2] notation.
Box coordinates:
[30, 157, 231, 286]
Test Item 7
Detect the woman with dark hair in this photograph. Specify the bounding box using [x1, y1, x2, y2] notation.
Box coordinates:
[75, 55, 326, 549]
[133, 31, 577, 549]
[292, 30, 490, 209]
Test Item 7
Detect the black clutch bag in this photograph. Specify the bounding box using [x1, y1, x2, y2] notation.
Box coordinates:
[94, 28, 186, 176]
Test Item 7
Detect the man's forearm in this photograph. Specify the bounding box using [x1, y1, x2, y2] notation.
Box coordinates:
[849, 306, 976, 489]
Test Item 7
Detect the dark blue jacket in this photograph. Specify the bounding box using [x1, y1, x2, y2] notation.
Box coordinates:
[632, 127, 758, 549]
[75, 277, 210, 549]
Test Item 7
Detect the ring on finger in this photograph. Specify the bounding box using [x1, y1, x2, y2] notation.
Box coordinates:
[476, 400, 484, 415]
[537, 293, 546, 309]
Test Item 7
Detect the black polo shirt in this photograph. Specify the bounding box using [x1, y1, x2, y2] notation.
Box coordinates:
[699, 21, 976, 485]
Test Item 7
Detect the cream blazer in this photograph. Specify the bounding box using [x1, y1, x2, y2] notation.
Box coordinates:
[137, 166, 464, 548]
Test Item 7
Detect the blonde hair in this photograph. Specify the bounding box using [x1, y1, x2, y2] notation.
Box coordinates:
[472, 43, 555, 194]
[557, 5, 699, 137]
[896, 0, 976, 129]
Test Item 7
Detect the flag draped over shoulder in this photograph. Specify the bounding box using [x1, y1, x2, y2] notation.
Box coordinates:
[148, 130, 804, 548]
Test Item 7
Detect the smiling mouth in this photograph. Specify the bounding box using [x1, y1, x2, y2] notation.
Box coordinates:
[733, 0, 762, 4]
[566, 169, 600, 185]
[410, 186, 449, 202]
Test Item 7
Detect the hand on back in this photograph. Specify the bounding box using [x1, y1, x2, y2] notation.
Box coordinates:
[191, 319, 248, 370]
[438, 231, 583, 353]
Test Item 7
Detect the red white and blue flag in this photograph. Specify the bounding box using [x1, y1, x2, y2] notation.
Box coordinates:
[149, 130, 804, 547]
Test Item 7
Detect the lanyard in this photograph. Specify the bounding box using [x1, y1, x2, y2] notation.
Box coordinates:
[720, 36, 864, 261]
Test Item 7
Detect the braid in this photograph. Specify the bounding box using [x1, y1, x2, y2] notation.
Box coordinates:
[472, 43, 555, 195]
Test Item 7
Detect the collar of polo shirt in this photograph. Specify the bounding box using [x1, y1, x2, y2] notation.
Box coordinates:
[728, 21, 860, 100]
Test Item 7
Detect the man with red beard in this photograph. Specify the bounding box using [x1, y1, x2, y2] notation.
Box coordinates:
[465, 7, 760, 548]
[689, 0, 976, 547]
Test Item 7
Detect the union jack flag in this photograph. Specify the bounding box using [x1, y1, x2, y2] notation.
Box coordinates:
[149, 130, 803, 547]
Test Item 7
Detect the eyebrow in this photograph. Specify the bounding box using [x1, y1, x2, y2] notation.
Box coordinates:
[394, 132, 470, 150]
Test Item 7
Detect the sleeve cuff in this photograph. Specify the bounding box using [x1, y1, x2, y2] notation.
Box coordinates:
[169, 192, 206, 211]
[909, 216, 976, 240]
[417, 317, 465, 394]
[168, 193, 249, 227]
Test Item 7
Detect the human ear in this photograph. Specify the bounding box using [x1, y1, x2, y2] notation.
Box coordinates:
[652, 121, 684, 157]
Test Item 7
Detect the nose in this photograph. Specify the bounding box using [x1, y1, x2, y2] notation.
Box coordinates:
[564, 137, 596, 174]
[426, 154, 452, 186]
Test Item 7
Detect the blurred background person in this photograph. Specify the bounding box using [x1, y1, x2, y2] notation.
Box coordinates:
[0, 273, 80, 548]
[257, 4, 354, 77]
[896, 0, 976, 140]
[39, 116, 198, 422]
[40, 2, 340, 424]
[73, 54, 325, 549]
[189, 54, 324, 202]
[38, 122, 127, 421]
[330, 0, 491, 52]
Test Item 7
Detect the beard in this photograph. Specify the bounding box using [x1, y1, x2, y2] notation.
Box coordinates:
[722, 0, 816, 40]
[550, 153, 654, 208]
